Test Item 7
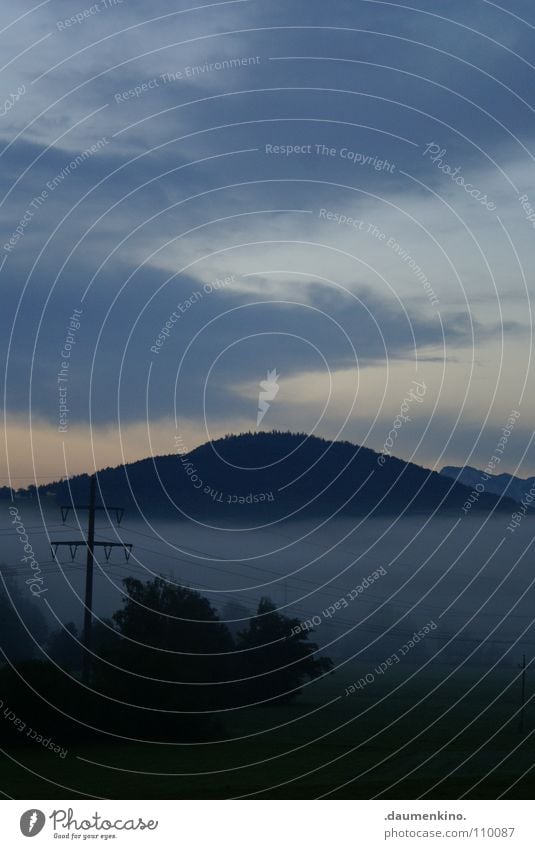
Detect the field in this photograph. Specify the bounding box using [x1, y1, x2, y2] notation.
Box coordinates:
[1, 661, 534, 799]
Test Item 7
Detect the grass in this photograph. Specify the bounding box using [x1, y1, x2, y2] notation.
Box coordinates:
[1, 662, 534, 799]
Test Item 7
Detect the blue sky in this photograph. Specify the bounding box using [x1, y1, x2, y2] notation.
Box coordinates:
[2, 0, 535, 486]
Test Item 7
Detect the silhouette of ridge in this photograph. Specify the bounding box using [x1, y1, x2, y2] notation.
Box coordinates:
[19, 431, 520, 520]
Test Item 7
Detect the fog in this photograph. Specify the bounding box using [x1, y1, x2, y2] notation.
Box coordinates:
[2, 502, 535, 670]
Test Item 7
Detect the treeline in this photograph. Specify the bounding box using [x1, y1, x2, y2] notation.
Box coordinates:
[2, 429, 517, 519]
[0, 574, 332, 745]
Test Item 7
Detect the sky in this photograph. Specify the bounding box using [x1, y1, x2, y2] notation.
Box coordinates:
[2, 0, 535, 488]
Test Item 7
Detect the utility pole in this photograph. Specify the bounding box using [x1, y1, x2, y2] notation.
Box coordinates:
[519, 653, 527, 733]
[51, 472, 132, 683]
[82, 473, 96, 685]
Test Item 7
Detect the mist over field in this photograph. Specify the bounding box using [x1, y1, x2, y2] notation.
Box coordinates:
[4, 507, 534, 669]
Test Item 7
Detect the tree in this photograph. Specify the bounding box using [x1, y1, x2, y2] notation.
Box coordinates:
[0, 567, 48, 664]
[236, 597, 332, 705]
[94, 576, 236, 740]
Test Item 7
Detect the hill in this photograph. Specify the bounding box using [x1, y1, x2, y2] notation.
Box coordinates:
[11, 431, 520, 520]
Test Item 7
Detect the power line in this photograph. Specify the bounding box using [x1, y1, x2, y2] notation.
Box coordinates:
[6, 512, 535, 649]
[116, 523, 535, 623]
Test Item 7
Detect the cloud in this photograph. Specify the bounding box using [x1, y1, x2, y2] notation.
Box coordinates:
[1, 0, 534, 482]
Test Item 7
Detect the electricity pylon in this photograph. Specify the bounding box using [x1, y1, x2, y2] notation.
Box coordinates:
[51, 473, 132, 683]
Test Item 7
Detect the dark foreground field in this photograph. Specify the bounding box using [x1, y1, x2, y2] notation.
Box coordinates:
[2, 663, 534, 799]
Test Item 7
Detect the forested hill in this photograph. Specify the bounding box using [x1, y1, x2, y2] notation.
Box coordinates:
[6, 431, 519, 519]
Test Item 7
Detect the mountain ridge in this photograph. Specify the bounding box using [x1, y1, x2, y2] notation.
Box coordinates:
[441, 464, 535, 505]
[5, 431, 520, 520]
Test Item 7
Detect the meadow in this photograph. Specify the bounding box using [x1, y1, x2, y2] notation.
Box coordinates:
[1, 661, 532, 799]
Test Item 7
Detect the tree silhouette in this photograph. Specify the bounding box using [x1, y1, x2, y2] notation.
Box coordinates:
[0, 567, 48, 664]
[236, 597, 332, 705]
[94, 576, 236, 740]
